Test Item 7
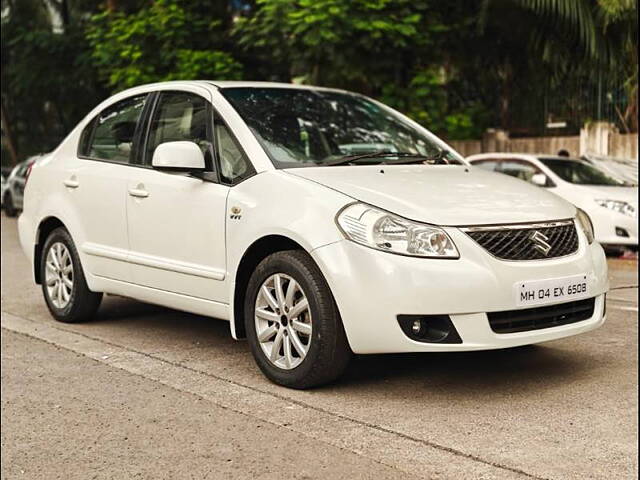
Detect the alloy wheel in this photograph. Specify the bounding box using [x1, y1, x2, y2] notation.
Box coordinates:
[45, 242, 74, 309]
[254, 273, 312, 370]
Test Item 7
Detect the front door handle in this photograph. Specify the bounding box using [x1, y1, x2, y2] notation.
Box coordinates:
[63, 176, 79, 189]
[128, 185, 149, 198]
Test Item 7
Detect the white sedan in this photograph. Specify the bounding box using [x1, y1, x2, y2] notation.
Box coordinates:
[19, 81, 608, 388]
[467, 153, 638, 252]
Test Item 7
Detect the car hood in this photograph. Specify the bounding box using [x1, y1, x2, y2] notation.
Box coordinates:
[286, 165, 576, 225]
[575, 185, 638, 205]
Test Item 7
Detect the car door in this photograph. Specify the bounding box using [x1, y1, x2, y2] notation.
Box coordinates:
[68, 93, 150, 281]
[125, 88, 230, 302]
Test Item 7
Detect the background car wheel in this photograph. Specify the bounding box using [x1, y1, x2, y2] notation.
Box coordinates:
[3, 192, 17, 217]
[40, 227, 102, 323]
[603, 246, 625, 258]
[245, 250, 351, 389]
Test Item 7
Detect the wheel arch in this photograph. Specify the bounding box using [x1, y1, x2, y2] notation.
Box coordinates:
[33, 216, 68, 284]
[232, 234, 307, 339]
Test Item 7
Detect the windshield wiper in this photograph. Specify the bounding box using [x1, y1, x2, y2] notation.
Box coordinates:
[324, 150, 450, 166]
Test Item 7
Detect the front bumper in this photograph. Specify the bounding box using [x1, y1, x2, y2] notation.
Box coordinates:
[311, 227, 609, 354]
[17, 212, 35, 273]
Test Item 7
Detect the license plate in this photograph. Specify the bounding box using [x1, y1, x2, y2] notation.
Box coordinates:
[515, 274, 590, 307]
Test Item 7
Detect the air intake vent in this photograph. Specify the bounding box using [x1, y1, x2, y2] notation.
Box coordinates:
[487, 298, 595, 333]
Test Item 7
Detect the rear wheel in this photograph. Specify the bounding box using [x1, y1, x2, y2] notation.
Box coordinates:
[3, 192, 17, 217]
[40, 227, 102, 323]
[245, 250, 351, 389]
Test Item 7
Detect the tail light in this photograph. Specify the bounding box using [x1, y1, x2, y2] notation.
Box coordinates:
[24, 161, 35, 187]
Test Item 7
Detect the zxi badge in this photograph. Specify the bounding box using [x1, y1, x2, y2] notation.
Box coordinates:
[528, 230, 552, 256]
[230, 206, 242, 220]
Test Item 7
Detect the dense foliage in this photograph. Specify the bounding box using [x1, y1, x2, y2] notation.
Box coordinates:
[1, 0, 637, 166]
[87, 0, 242, 89]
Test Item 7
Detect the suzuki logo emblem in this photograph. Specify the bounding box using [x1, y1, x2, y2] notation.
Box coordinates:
[529, 230, 552, 256]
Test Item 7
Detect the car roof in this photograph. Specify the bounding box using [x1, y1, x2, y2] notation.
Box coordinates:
[467, 153, 540, 161]
[536, 155, 586, 163]
[116, 80, 354, 96]
[206, 81, 358, 96]
[206, 80, 329, 90]
[467, 153, 585, 163]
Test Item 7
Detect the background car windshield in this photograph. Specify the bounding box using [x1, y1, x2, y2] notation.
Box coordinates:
[540, 158, 625, 186]
[221, 87, 458, 167]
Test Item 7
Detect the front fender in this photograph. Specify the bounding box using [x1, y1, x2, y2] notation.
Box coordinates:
[225, 170, 352, 338]
[225, 170, 352, 281]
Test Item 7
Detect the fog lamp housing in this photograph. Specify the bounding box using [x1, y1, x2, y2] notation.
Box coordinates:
[615, 227, 630, 238]
[397, 315, 462, 344]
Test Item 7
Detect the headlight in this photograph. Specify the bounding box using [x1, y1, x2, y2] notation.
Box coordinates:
[336, 203, 459, 258]
[575, 208, 595, 244]
[595, 199, 636, 217]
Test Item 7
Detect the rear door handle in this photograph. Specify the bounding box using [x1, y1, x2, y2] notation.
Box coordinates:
[128, 187, 149, 198]
[63, 177, 79, 189]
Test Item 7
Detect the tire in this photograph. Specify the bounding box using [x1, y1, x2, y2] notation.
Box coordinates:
[40, 227, 102, 323]
[244, 250, 351, 389]
[3, 192, 17, 217]
[603, 246, 625, 258]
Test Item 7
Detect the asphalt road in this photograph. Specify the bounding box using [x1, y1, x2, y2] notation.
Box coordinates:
[1, 213, 637, 479]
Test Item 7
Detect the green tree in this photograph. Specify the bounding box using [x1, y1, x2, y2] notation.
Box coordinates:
[87, 0, 242, 92]
[234, 0, 487, 138]
[1, 0, 105, 165]
[475, 0, 638, 130]
[2, 0, 636, 165]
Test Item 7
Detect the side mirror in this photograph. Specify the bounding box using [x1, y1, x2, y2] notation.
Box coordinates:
[152, 141, 205, 171]
[530, 173, 547, 187]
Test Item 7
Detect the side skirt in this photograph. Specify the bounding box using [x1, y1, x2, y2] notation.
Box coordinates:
[88, 273, 231, 321]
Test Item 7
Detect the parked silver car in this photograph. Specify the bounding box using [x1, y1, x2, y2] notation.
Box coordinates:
[0, 174, 8, 209]
[2, 155, 46, 217]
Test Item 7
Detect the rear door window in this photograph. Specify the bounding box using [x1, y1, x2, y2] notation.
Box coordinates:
[82, 94, 147, 164]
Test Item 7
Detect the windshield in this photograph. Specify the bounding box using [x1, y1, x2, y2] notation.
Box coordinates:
[540, 158, 625, 186]
[220, 87, 462, 168]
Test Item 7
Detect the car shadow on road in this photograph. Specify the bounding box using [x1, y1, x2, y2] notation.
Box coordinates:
[337, 345, 594, 396]
[90, 295, 242, 351]
[88, 295, 596, 396]
[94, 295, 172, 321]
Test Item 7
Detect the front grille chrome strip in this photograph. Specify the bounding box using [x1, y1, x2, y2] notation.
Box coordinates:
[459, 219, 575, 232]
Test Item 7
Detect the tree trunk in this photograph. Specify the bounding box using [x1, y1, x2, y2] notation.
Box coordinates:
[59, 0, 70, 27]
[499, 65, 512, 130]
[1, 101, 19, 166]
[624, 84, 638, 133]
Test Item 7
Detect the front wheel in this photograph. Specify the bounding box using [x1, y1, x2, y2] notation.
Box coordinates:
[40, 227, 102, 323]
[245, 250, 351, 389]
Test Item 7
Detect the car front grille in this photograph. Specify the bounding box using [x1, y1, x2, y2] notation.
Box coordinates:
[487, 297, 596, 334]
[462, 220, 578, 260]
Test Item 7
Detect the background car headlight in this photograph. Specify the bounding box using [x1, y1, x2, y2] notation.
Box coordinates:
[575, 208, 595, 244]
[595, 199, 636, 217]
[336, 203, 459, 258]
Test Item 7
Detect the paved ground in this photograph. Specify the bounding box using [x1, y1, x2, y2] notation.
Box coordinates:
[1, 213, 637, 479]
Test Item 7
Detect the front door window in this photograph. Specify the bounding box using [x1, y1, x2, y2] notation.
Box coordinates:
[145, 92, 212, 167]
